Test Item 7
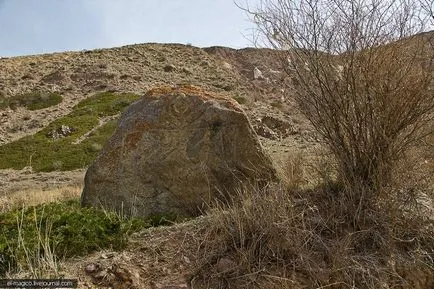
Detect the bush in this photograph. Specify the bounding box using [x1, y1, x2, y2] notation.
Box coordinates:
[0, 92, 63, 111]
[0, 200, 148, 276]
[247, 0, 434, 224]
[0, 92, 140, 172]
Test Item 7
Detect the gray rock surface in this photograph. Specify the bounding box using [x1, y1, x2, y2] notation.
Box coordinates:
[81, 86, 276, 218]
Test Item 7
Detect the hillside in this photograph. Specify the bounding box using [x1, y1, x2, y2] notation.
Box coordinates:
[0, 43, 309, 145]
[0, 42, 320, 195]
[0, 34, 433, 288]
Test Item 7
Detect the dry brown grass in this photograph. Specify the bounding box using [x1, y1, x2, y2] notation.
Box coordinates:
[275, 149, 308, 190]
[0, 185, 82, 213]
[192, 179, 433, 288]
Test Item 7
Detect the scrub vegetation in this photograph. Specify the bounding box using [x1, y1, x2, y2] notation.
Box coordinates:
[0, 91, 63, 111]
[0, 92, 140, 172]
[0, 200, 148, 276]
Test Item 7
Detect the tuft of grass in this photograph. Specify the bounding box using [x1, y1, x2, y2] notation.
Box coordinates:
[0, 92, 140, 172]
[0, 200, 148, 277]
[0, 92, 63, 111]
[279, 151, 307, 190]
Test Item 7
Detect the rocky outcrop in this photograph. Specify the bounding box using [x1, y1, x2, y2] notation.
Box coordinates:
[81, 85, 276, 218]
[46, 125, 76, 139]
[254, 116, 298, 140]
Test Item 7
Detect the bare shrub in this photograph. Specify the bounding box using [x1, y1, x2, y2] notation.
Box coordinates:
[421, 0, 434, 20]
[240, 0, 434, 224]
[191, 2, 434, 286]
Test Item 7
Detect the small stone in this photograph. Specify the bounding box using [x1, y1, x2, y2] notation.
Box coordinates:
[253, 67, 264, 79]
[222, 62, 232, 70]
[182, 256, 190, 264]
[46, 125, 76, 139]
[85, 263, 98, 273]
[163, 64, 176, 72]
[181, 67, 192, 74]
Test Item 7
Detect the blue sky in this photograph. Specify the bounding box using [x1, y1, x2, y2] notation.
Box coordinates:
[0, 0, 259, 57]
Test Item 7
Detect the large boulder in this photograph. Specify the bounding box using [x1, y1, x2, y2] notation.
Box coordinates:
[81, 85, 276, 218]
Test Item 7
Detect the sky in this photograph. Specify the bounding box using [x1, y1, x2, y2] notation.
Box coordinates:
[0, 0, 259, 57]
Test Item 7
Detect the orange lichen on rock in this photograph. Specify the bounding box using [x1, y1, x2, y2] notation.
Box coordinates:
[82, 82, 277, 220]
[145, 85, 210, 97]
[145, 85, 241, 111]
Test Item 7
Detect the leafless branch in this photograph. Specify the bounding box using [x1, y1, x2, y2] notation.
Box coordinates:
[243, 0, 434, 224]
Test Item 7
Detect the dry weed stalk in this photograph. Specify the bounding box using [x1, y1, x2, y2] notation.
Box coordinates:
[14, 207, 60, 278]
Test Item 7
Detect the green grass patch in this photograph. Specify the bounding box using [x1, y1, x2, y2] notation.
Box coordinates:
[0, 92, 140, 172]
[0, 92, 63, 111]
[0, 200, 148, 276]
[74, 92, 137, 117]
